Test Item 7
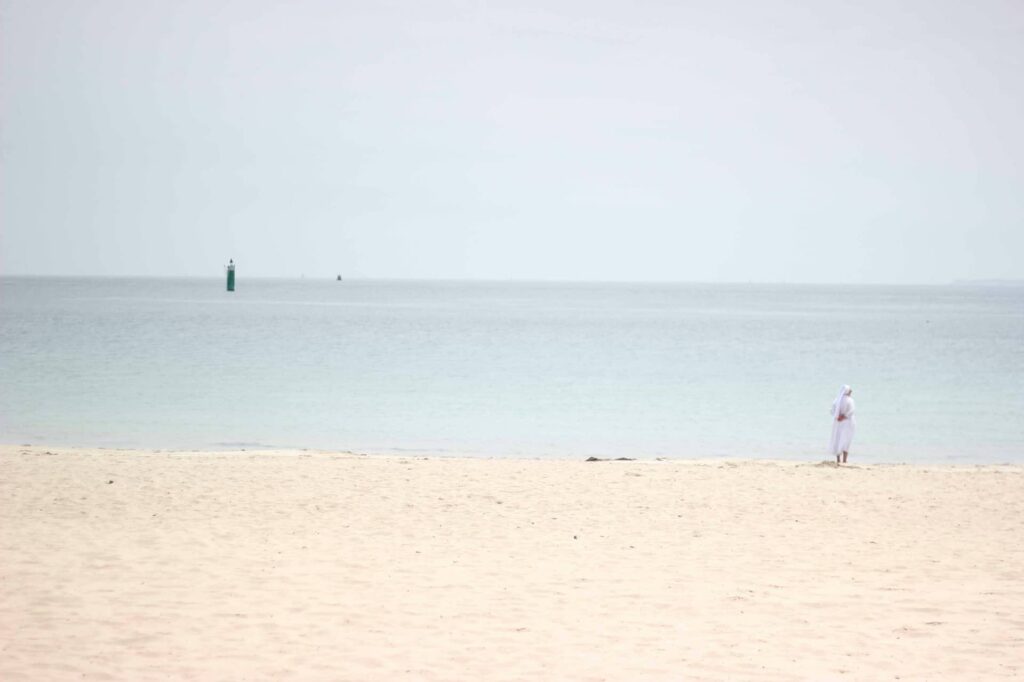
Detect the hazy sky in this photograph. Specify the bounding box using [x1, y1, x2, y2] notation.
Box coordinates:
[2, 0, 1022, 282]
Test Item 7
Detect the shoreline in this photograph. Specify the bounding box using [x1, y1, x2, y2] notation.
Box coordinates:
[3, 444, 1022, 679]
[4, 443, 1022, 468]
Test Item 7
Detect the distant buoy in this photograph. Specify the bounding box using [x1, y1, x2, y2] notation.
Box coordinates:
[226, 259, 236, 292]
[337, 274, 342, 281]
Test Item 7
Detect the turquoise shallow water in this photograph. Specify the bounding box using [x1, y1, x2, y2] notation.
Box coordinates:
[1, 277, 1021, 462]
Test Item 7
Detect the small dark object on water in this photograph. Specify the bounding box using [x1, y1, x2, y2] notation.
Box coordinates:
[585, 456, 636, 462]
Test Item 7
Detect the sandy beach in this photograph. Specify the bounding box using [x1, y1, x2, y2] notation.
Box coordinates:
[1, 445, 1022, 680]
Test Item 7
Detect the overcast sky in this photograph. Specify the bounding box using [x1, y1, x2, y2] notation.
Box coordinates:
[1, 0, 1022, 282]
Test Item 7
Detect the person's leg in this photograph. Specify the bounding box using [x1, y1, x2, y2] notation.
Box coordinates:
[842, 451, 848, 463]
[836, 454, 841, 464]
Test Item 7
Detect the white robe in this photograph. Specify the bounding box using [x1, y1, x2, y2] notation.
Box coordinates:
[828, 395, 856, 455]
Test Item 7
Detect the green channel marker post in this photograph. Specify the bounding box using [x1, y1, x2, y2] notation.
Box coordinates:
[226, 259, 235, 292]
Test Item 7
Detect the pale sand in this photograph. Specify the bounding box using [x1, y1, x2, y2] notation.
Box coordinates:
[1, 446, 1023, 681]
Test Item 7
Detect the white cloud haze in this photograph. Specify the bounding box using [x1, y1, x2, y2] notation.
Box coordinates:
[2, 0, 1022, 282]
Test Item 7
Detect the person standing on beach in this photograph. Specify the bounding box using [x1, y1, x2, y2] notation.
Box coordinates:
[829, 385, 856, 464]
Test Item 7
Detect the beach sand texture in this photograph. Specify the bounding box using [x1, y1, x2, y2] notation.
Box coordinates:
[2, 445, 1022, 681]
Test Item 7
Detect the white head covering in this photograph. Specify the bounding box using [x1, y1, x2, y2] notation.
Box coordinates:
[831, 384, 851, 417]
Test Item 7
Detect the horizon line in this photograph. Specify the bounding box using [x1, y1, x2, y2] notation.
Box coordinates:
[2, 273, 1021, 287]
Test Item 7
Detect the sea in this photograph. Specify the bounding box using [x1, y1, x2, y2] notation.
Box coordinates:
[1, 277, 1021, 463]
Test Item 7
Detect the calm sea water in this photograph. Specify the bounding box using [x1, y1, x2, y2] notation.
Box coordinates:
[1, 277, 1021, 462]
